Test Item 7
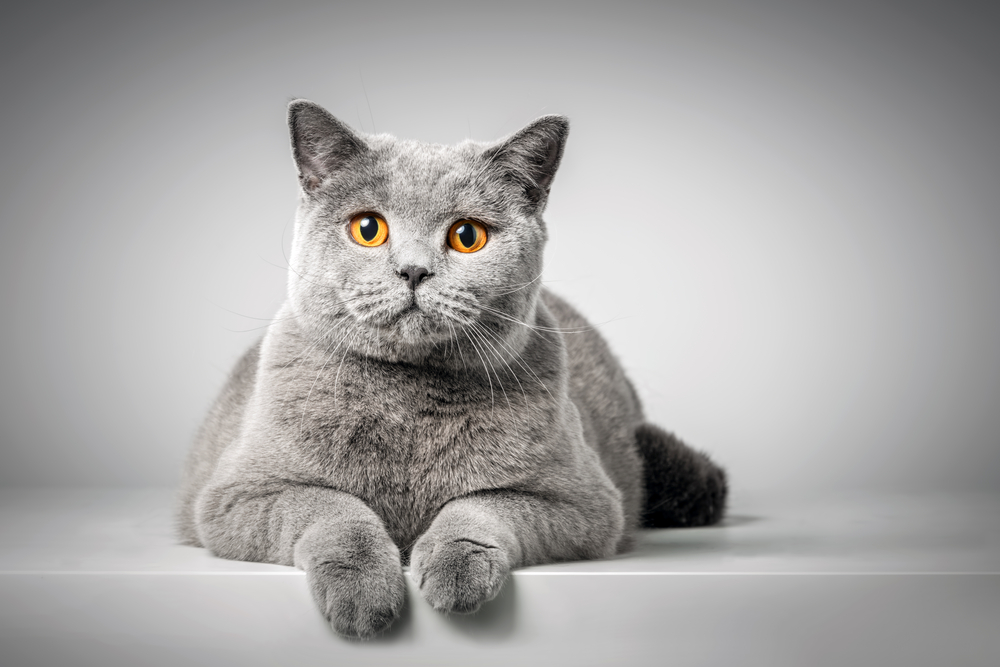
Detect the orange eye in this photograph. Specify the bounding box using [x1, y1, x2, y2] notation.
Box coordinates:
[448, 220, 487, 253]
[350, 214, 388, 247]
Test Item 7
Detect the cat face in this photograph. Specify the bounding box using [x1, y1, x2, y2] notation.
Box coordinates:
[285, 101, 568, 364]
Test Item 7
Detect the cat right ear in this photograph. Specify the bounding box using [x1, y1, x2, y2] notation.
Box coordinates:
[484, 115, 570, 210]
[288, 100, 367, 192]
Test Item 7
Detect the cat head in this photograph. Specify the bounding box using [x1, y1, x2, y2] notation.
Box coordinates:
[285, 100, 569, 364]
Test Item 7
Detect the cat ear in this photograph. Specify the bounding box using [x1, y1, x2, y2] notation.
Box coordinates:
[288, 99, 367, 192]
[485, 115, 569, 208]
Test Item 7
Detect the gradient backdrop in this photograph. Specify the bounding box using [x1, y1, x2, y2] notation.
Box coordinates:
[1, 0, 997, 497]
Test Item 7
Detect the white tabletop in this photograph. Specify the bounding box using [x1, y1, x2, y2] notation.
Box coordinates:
[1, 488, 998, 666]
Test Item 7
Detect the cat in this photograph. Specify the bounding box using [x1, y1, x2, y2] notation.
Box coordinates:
[176, 100, 727, 639]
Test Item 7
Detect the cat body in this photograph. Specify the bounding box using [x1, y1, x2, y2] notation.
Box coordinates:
[178, 101, 726, 638]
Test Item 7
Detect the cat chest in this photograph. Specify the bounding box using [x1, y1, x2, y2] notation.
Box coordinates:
[293, 383, 544, 544]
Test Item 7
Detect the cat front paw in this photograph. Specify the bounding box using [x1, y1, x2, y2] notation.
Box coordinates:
[308, 558, 405, 638]
[303, 528, 406, 639]
[410, 536, 510, 614]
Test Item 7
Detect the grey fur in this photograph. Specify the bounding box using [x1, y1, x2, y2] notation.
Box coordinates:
[177, 100, 727, 638]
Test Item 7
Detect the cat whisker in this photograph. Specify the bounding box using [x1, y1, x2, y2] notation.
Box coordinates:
[207, 298, 304, 333]
[352, 296, 401, 325]
[361, 324, 374, 392]
[434, 314, 455, 361]
[437, 310, 473, 363]
[470, 322, 528, 427]
[425, 291, 481, 319]
[206, 300, 302, 323]
[462, 329, 495, 424]
[468, 325, 515, 408]
[451, 321, 468, 370]
[279, 311, 357, 370]
[471, 320, 553, 402]
[478, 303, 595, 335]
[434, 319, 454, 359]
[333, 327, 361, 407]
[434, 307, 476, 328]
[447, 321, 457, 361]
[258, 253, 334, 285]
[297, 322, 357, 436]
[279, 254, 346, 292]
[467, 325, 521, 441]
[222, 322, 290, 334]
[477, 272, 544, 297]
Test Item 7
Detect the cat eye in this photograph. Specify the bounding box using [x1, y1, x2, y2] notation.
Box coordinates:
[447, 220, 487, 253]
[350, 214, 389, 247]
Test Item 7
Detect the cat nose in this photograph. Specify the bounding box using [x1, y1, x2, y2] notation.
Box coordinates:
[398, 265, 430, 290]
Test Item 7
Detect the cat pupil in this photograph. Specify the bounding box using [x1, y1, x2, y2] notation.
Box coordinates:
[457, 224, 476, 248]
[359, 217, 378, 242]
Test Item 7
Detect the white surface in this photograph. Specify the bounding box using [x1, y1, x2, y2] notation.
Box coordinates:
[1, 488, 998, 666]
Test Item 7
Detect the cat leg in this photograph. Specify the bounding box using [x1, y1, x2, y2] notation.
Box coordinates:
[195, 481, 405, 638]
[636, 423, 728, 528]
[410, 487, 624, 614]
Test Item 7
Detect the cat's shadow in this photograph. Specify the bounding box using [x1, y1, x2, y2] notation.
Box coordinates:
[360, 593, 415, 644]
[361, 575, 518, 643]
[633, 513, 827, 560]
[718, 514, 762, 528]
[362, 515, 761, 643]
[445, 575, 518, 640]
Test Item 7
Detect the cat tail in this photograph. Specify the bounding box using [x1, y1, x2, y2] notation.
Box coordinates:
[635, 423, 728, 528]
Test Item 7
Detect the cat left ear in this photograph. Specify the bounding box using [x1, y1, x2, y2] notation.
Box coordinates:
[486, 115, 569, 209]
[288, 99, 367, 192]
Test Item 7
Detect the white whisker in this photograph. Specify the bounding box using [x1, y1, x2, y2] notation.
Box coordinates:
[462, 329, 495, 424]
[471, 321, 529, 409]
[471, 317, 555, 401]
[298, 322, 356, 436]
[478, 303, 594, 334]
[468, 325, 515, 418]
[334, 327, 361, 406]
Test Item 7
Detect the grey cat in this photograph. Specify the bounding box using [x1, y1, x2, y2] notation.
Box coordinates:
[177, 100, 727, 638]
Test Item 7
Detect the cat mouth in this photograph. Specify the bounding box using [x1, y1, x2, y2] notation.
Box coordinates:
[386, 297, 452, 339]
[389, 299, 423, 323]
[400, 296, 421, 315]
[359, 295, 449, 341]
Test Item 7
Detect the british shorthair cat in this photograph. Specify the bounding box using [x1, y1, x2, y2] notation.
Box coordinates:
[177, 100, 727, 638]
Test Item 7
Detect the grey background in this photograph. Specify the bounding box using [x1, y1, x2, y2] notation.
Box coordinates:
[1, 0, 997, 496]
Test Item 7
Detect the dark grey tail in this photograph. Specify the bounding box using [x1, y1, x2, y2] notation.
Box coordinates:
[635, 423, 728, 528]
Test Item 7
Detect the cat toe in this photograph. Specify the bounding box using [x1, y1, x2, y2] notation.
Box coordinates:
[411, 537, 509, 614]
[308, 559, 406, 639]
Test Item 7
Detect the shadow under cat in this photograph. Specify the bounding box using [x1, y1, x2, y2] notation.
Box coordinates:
[339, 572, 520, 644]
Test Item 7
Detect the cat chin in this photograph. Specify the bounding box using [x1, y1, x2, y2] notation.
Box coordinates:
[343, 308, 456, 361]
[352, 332, 452, 366]
[387, 309, 455, 347]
